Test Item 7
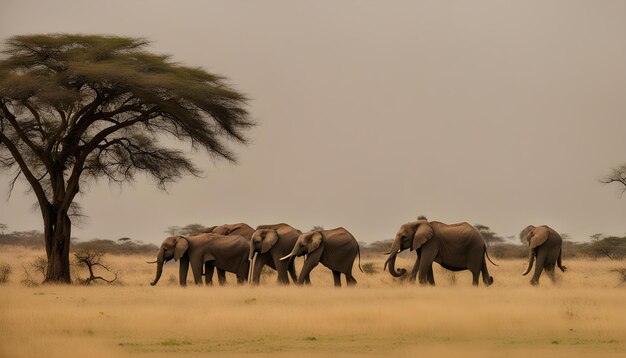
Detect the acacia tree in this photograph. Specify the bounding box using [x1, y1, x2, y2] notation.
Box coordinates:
[474, 224, 505, 246]
[0, 34, 253, 283]
[602, 164, 626, 196]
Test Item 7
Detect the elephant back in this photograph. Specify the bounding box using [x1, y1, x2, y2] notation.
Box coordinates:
[213, 223, 255, 240]
[432, 222, 485, 247]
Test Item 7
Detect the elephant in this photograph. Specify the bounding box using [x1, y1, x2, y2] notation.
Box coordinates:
[249, 223, 301, 285]
[280, 227, 362, 287]
[149, 233, 250, 286]
[520, 225, 567, 285]
[211, 223, 255, 240]
[203, 223, 255, 284]
[384, 220, 495, 286]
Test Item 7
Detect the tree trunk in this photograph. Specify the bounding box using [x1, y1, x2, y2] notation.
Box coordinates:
[43, 209, 72, 284]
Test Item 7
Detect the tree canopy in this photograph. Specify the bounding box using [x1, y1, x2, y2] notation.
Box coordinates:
[0, 34, 254, 282]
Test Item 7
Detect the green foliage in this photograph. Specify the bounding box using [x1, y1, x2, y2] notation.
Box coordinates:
[0, 34, 254, 282]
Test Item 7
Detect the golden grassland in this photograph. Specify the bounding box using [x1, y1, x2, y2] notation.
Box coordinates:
[1, 246, 625, 357]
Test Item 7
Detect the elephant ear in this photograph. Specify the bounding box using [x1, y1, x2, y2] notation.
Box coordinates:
[261, 230, 279, 254]
[174, 236, 189, 261]
[411, 222, 434, 251]
[528, 226, 549, 249]
[307, 232, 324, 253]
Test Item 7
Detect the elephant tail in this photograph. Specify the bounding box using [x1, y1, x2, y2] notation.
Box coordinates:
[485, 246, 498, 266]
[357, 244, 363, 273]
[557, 248, 567, 272]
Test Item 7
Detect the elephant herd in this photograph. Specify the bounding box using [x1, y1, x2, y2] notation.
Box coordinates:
[148, 220, 567, 287]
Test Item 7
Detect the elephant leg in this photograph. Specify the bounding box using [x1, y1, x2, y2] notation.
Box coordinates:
[217, 268, 227, 286]
[304, 273, 312, 285]
[531, 250, 548, 285]
[346, 271, 357, 286]
[332, 271, 342, 287]
[252, 255, 266, 285]
[427, 266, 435, 285]
[409, 254, 420, 283]
[204, 262, 214, 285]
[275, 259, 290, 285]
[545, 263, 557, 283]
[179, 256, 189, 286]
[236, 275, 245, 284]
[471, 269, 480, 286]
[191, 260, 203, 285]
[418, 249, 436, 285]
[288, 259, 298, 283]
[297, 257, 319, 285]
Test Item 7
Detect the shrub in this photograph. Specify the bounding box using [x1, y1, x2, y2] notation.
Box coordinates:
[20, 266, 39, 287]
[361, 262, 378, 275]
[0, 263, 11, 283]
[611, 267, 626, 284]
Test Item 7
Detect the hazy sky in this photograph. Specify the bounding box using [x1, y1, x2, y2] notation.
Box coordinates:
[1, 0, 626, 244]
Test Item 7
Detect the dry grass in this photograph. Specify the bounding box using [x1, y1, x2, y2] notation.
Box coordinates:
[0, 246, 625, 357]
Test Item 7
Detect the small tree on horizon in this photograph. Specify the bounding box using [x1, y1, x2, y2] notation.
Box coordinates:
[602, 164, 626, 196]
[475, 224, 505, 246]
[0, 34, 253, 283]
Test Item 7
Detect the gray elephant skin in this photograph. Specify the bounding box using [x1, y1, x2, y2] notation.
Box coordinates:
[249, 223, 301, 285]
[384, 220, 495, 286]
[520, 225, 567, 285]
[280, 227, 362, 287]
[149, 233, 250, 286]
[203, 223, 255, 284]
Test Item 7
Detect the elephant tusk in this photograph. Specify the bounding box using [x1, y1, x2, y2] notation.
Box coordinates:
[248, 252, 257, 284]
[279, 254, 293, 261]
[146, 260, 158, 264]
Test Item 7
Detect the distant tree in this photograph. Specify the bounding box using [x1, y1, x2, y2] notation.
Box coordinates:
[0, 34, 253, 283]
[560, 233, 572, 242]
[590, 233, 604, 242]
[587, 236, 626, 260]
[166, 224, 210, 236]
[417, 215, 428, 221]
[602, 164, 626, 196]
[117, 237, 131, 243]
[0, 223, 7, 235]
[475, 224, 505, 246]
[311, 225, 324, 231]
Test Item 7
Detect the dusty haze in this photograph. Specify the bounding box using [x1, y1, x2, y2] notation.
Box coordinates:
[1, 0, 626, 244]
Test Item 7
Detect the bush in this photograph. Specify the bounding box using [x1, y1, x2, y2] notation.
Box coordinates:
[0, 263, 11, 283]
[361, 262, 378, 275]
[611, 267, 626, 285]
[20, 266, 39, 287]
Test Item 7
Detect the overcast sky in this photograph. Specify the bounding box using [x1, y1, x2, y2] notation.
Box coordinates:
[1, 0, 626, 244]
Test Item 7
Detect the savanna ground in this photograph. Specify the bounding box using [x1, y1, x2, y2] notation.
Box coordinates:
[1, 246, 625, 357]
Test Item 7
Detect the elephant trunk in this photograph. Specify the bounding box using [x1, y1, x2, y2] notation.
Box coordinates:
[384, 237, 407, 277]
[150, 250, 165, 286]
[522, 248, 535, 276]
